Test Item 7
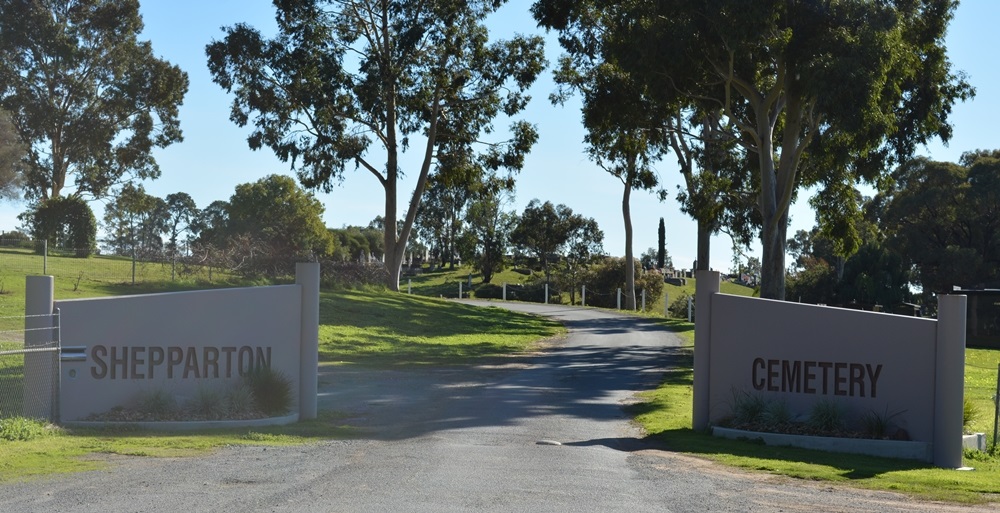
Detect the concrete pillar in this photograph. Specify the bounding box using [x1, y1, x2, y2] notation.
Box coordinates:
[296, 263, 320, 420]
[582, 285, 586, 307]
[617, 288, 621, 310]
[502, 282, 507, 301]
[24, 276, 55, 420]
[459, 282, 463, 299]
[544, 283, 549, 305]
[641, 289, 646, 311]
[693, 271, 720, 431]
[934, 294, 967, 468]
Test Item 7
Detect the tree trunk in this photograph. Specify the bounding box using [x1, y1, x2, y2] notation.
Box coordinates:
[759, 209, 788, 300]
[696, 219, 711, 271]
[623, 168, 636, 310]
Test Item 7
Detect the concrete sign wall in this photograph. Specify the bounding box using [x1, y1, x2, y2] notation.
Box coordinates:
[54, 285, 302, 421]
[693, 271, 967, 467]
[708, 293, 937, 441]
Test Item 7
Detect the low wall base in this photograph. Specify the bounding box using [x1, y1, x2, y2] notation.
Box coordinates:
[712, 426, 932, 462]
[63, 412, 300, 431]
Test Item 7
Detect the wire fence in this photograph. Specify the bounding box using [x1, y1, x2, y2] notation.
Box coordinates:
[0, 240, 230, 288]
[0, 311, 59, 421]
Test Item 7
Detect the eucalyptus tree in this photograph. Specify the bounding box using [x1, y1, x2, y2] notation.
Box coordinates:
[511, 199, 603, 285]
[551, 58, 663, 310]
[0, 110, 24, 200]
[207, 0, 545, 291]
[535, 0, 973, 299]
[0, 0, 187, 201]
[163, 192, 198, 257]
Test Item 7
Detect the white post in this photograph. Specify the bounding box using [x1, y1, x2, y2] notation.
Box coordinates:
[582, 285, 586, 307]
[664, 291, 669, 317]
[641, 289, 646, 311]
[24, 276, 55, 420]
[503, 282, 507, 301]
[459, 282, 463, 299]
[687, 296, 693, 322]
[693, 271, 721, 431]
[296, 263, 320, 420]
[617, 288, 622, 310]
[545, 283, 549, 305]
[934, 294, 967, 468]
[408, 279, 411, 294]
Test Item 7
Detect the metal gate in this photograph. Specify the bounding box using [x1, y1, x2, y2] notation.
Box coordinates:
[0, 309, 60, 422]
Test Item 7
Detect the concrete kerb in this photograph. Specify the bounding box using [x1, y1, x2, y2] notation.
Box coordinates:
[63, 412, 300, 432]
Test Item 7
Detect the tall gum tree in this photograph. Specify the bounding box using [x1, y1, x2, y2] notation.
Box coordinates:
[536, 0, 973, 299]
[0, 0, 188, 201]
[552, 59, 662, 310]
[207, 0, 545, 290]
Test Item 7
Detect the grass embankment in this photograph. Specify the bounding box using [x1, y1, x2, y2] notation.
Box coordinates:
[318, 289, 563, 366]
[0, 252, 562, 482]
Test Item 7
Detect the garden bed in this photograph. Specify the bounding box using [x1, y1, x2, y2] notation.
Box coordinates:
[712, 426, 933, 462]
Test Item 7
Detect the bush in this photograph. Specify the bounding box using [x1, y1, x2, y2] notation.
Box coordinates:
[473, 283, 504, 299]
[320, 261, 390, 289]
[244, 366, 293, 416]
[188, 386, 226, 419]
[580, 257, 665, 310]
[668, 293, 694, 319]
[135, 389, 178, 417]
[807, 399, 846, 433]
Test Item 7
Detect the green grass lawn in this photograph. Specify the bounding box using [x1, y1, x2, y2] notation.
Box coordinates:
[318, 288, 564, 366]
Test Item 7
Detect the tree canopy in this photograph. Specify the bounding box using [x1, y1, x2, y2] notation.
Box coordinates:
[207, 0, 545, 291]
[535, 0, 973, 299]
[511, 199, 604, 283]
[0, 0, 188, 201]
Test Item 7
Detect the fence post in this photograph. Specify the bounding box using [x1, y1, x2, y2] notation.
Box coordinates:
[25, 276, 55, 421]
[687, 296, 693, 322]
[582, 285, 586, 307]
[503, 282, 507, 301]
[545, 283, 549, 305]
[617, 288, 621, 310]
[459, 281, 463, 299]
[296, 263, 320, 420]
[408, 279, 412, 294]
[993, 363, 999, 453]
[641, 289, 646, 311]
[664, 291, 669, 317]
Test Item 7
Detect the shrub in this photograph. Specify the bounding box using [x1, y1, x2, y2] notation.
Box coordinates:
[860, 406, 905, 439]
[244, 366, 293, 416]
[761, 400, 793, 431]
[729, 388, 767, 427]
[0, 416, 50, 441]
[226, 382, 257, 416]
[668, 293, 694, 319]
[135, 389, 178, 418]
[473, 283, 504, 299]
[963, 396, 978, 431]
[579, 257, 664, 310]
[807, 399, 846, 433]
[188, 386, 226, 419]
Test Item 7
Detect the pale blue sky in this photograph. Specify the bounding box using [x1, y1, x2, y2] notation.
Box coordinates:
[0, 0, 995, 272]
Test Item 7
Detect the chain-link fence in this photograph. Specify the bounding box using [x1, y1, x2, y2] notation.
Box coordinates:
[0, 309, 59, 421]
